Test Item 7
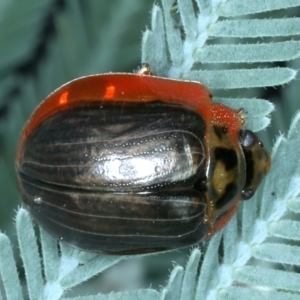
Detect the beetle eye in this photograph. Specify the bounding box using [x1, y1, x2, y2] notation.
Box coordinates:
[242, 188, 255, 200]
[239, 130, 258, 148]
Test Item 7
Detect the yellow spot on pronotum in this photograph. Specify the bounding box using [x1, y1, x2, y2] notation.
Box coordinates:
[104, 85, 115, 99]
[59, 91, 69, 105]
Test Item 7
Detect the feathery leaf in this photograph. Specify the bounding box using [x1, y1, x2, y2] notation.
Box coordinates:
[0, 0, 299, 299]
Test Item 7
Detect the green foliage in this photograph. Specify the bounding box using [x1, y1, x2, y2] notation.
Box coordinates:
[0, 0, 300, 299]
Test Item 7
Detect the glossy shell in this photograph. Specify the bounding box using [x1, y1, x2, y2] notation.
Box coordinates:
[15, 73, 271, 254]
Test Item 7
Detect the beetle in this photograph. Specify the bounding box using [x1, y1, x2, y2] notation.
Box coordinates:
[15, 66, 271, 254]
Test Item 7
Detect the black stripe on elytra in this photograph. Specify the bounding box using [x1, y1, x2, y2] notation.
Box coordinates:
[214, 147, 238, 171]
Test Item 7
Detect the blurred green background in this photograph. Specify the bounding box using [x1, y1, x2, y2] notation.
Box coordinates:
[0, 0, 299, 297]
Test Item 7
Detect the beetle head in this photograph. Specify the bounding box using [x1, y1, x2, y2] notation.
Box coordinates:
[239, 130, 271, 200]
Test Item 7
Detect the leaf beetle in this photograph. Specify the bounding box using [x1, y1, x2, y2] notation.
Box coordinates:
[15, 65, 271, 254]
